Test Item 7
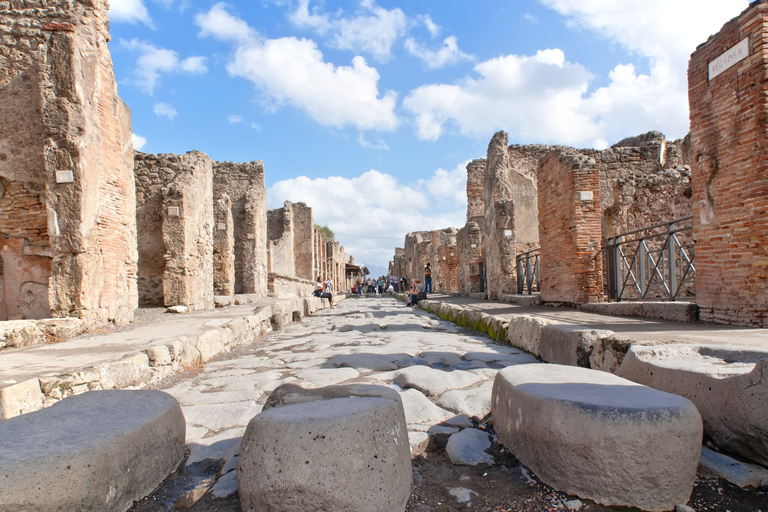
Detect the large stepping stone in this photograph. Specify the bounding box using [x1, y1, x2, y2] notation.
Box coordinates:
[618, 343, 768, 466]
[238, 383, 412, 512]
[492, 364, 702, 512]
[0, 390, 185, 512]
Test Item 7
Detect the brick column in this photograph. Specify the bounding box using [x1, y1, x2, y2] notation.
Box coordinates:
[688, 2, 768, 326]
[538, 149, 603, 304]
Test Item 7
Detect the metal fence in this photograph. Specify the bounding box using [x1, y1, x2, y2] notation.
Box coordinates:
[516, 248, 540, 295]
[605, 216, 695, 301]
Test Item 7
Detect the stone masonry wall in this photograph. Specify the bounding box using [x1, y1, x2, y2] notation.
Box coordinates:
[688, 2, 768, 326]
[466, 158, 486, 224]
[213, 161, 267, 296]
[538, 149, 603, 304]
[213, 195, 235, 297]
[404, 228, 458, 294]
[134, 151, 213, 310]
[0, 0, 138, 326]
[457, 222, 484, 295]
[292, 202, 314, 282]
[267, 205, 294, 278]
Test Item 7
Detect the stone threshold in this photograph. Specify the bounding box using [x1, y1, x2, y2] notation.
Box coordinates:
[0, 295, 341, 420]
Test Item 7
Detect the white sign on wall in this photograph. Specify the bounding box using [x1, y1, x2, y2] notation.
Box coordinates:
[709, 38, 749, 80]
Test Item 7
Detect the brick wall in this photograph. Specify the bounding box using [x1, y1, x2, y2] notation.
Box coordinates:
[0, 0, 138, 326]
[538, 149, 603, 304]
[688, 2, 768, 326]
[213, 161, 267, 295]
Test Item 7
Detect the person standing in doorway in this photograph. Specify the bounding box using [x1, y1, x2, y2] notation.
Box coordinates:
[424, 263, 433, 294]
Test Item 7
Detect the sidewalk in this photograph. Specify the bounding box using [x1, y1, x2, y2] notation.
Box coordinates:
[0, 295, 332, 418]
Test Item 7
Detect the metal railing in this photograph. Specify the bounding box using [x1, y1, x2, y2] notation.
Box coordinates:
[516, 249, 540, 295]
[605, 216, 695, 301]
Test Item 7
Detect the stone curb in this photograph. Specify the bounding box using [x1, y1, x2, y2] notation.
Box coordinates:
[0, 296, 336, 420]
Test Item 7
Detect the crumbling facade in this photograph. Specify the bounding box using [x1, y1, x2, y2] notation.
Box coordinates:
[688, 2, 768, 326]
[267, 201, 314, 296]
[389, 248, 406, 280]
[134, 152, 214, 310]
[0, 0, 137, 326]
[404, 229, 459, 294]
[212, 161, 267, 297]
[457, 159, 486, 295]
[538, 149, 603, 304]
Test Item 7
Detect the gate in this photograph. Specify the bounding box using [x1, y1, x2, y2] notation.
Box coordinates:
[605, 216, 695, 301]
[516, 248, 540, 295]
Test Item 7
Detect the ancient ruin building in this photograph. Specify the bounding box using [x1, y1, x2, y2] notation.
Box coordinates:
[134, 152, 214, 310]
[0, 0, 137, 325]
[538, 149, 603, 304]
[212, 161, 267, 297]
[404, 229, 459, 294]
[267, 201, 314, 296]
[688, 1, 768, 326]
[389, 248, 406, 279]
[457, 159, 486, 295]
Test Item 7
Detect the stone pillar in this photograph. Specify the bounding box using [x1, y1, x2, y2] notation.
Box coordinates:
[291, 203, 314, 281]
[160, 152, 214, 311]
[688, 2, 768, 326]
[457, 222, 484, 295]
[538, 149, 603, 304]
[213, 195, 235, 297]
[0, 0, 137, 326]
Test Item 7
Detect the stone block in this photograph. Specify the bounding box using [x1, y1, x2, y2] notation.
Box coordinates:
[145, 345, 173, 366]
[505, 314, 554, 357]
[500, 294, 542, 306]
[0, 320, 44, 349]
[0, 390, 185, 512]
[698, 447, 768, 489]
[36, 317, 86, 341]
[214, 295, 233, 308]
[196, 329, 228, 362]
[239, 383, 412, 512]
[588, 334, 634, 373]
[640, 302, 698, 323]
[468, 292, 487, 300]
[539, 325, 613, 368]
[618, 344, 768, 466]
[492, 363, 702, 511]
[0, 378, 44, 419]
[580, 302, 642, 317]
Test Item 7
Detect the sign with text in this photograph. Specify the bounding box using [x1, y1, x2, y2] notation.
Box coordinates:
[709, 38, 749, 80]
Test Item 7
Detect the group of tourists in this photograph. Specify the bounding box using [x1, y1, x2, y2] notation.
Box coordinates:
[345, 262, 434, 308]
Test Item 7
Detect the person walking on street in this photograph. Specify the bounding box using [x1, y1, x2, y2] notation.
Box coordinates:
[424, 263, 433, 294]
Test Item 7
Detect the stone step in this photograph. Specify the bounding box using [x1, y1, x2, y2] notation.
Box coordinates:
[618, 343, 768, 467]
[0, 390, 186, 512]
[492, 363, 702, 512]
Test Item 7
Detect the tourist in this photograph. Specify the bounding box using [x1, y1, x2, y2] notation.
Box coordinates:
[424, 263, 433, 294]
[401, 275, 409, 293]
[314, 276, 334, 307]
[407, 279, 425, 307]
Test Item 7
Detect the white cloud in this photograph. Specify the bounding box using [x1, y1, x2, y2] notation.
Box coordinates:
[404, 1, 749, 146]
[121, 39, 208, 94]
[356, 133, 389, 150]
[417, 160, 469, 207]
[228, 114, 244, 124]
[405, 36, 472, 69]
[109, 0, 153, 26]
[418, 14, 440, 37]
[250, 122, 262, 131]
[267, 166, 466, 267]
[154, 102, 178, 119]
[196, 4, 398, 131]
[131, 133, 147, 150]
[404, 49, 596, 144]
[289, 0, 407, 61]
[195, 2, 253, 42]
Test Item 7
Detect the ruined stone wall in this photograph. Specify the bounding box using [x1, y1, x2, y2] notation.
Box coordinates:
[404, 228, 458, 293]
[688, 2, 768, 326]
[213, 195, 235, 297]
[466, 159, 486, 224]
[267, 206, 294, 277]
[457, 222, 484, 295]
[0, 0, 137, 326]
[291, 203, 314, 281]
[389, 247, 406, 280]
[538, 149, 603, 304]
[212, 161, 267, 296]
[134, 151, 214, 310]
[313, 230, 326, 281]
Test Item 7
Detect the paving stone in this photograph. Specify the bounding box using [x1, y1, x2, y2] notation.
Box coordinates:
[187, 429, 244, 465]
[395, 366, 483, 397]
[0, 390, 185, 512]
[492, 363, 702, 512]
[698, 447, 768, 489]
[327, 353, 399, 372]
[399, 388, 454, 425]
[183, 401, 263, 431]
[437, 381, 493, 418]
[292, 367, 360, 387]
[445, 428, 493, 466]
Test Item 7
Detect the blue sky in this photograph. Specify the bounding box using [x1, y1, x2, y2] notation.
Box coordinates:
[108, 0, 748, 275]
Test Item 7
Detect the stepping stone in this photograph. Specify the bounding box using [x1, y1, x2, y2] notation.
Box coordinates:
[492, 363, 702, 512]
[618, 343, 768, 467]
[238, 383, 412, 512]
[0, 390, 185, 512]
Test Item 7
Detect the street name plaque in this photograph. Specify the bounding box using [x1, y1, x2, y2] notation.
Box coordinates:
[709, 38, 749, 80]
